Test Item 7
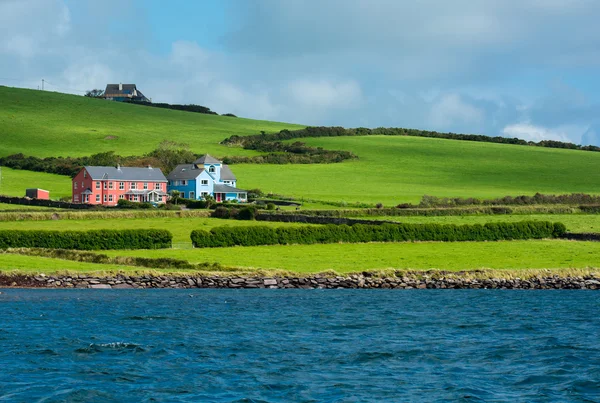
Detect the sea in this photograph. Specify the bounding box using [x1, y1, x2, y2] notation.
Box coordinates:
[0, 289, 599, 402]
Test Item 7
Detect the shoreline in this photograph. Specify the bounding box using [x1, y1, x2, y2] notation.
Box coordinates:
[1, 273, 599, 290]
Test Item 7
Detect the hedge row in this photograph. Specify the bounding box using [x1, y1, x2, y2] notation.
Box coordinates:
[191, 222, 566, 248]
[0, 229, 172, 250]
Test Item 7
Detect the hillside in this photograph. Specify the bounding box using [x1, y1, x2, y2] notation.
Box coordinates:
[2, 86, 600, 204]
[0, 86, 303, 158]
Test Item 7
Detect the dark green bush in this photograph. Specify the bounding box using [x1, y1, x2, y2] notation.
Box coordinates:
[191, 221, 565, 248]
[266, 202, 276, 211]
[0, 229, 172, 250]
[236, 206, 257, 220]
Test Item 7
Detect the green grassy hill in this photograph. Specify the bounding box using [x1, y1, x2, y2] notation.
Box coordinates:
[236, 135, 600, 204]
[0, 86, 303, 158]
[2, 86, 600, 204]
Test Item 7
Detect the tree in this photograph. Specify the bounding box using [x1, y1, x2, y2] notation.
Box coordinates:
[85, 89, 105, 98]
[146, 140, 196, 173]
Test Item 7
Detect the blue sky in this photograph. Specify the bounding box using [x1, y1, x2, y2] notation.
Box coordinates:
[3, 0, 600, 145]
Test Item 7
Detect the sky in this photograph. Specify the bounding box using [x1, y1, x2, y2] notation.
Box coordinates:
[2, 0, 600, 145]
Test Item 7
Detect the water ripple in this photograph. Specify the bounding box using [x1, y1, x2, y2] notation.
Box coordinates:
[0, 289, 598, 402]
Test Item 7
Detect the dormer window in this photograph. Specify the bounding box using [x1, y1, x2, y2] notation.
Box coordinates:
[208, 165, 216, 174]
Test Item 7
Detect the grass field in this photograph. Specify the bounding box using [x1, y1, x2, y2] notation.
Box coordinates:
[0, 217, 309, 244]
[0, 167, 71, 199]
[98, 240, 600, 273]
[0, 203, 58, 211]
[236, 136, 600, 204]
[0, 86, 303, 158]
[0, 253, 142, 273]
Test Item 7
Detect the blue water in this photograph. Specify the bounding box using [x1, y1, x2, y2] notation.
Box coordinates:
[0, 290, 599, 402]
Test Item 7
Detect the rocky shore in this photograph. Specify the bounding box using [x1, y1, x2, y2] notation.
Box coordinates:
[1, 273, 599, 289]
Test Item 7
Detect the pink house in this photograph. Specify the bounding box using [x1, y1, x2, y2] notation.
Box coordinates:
[72, 165, 168, 206]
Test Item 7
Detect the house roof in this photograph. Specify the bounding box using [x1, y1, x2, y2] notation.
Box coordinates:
[104, 84, 149, 101]
[125, 189, 168, 196]
[220, 164, 237, 181]
[194, 154, 221, 165]
[213, 184, 246, 194]
[84, 166, 167, 182]
[167, 164, 204, 180]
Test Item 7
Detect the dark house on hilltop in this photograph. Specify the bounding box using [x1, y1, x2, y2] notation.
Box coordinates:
[103, 83, 149, 102]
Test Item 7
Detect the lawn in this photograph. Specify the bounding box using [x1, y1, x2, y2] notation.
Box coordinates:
[0, 253, 140, 274]
[0, 86, 303, 158]
[0, 167, 71, 199]
[0, 203, 59, 211]
[0, 217, 310, 244]
[235, 136, 600, 204]
[366, 214, 600, 233]
[100, 240, 600, 273]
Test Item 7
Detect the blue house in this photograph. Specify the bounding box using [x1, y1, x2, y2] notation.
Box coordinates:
[167, 155, 247, 202]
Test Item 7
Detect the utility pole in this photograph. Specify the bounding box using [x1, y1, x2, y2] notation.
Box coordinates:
[42, 79, 44, 90]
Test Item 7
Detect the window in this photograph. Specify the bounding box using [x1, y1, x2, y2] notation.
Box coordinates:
[119, 195, 124, 199]
[95, 181, 100, 189]
[189, 191, 195, 200]
[74, 195, 79, 202]
[103, 181, 107, 189]
[83, 171, 87, 178]
[201, 191, 209, 198]
[119, 182, 124, 190]
[109, 195, 113, 202]
[74, 182, 78, 190]
[96, 195, 100, 203]
[209, 165, 215, 173]
[108, 182, 113, 190]
[181, 180, 187, 186]
[104, 195, 107, 202]
[180, 192, 185, 198]
[143, 182, 148, 190]
[81, 181, 84, 188]
[133, 195, 138, 202]
[155, 183, 161, 190]
[201, 180, 208, 186]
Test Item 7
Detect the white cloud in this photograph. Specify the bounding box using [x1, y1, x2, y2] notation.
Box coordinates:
[429, 94, 485, 129]
[502, 123, 573, 142]
[288, 79, 362, 109]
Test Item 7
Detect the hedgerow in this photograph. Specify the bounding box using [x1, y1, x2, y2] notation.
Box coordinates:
[0, 229, 172, 250]
[191, 221, 566, 248]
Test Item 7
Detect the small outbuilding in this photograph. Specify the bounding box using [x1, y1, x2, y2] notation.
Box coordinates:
[25, 188, 50, 200]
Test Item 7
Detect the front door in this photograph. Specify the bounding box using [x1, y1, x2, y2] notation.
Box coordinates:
[215, 193, 222, 202]
[189, 191, 195, 200]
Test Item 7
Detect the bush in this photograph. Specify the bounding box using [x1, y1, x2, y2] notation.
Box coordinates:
[266, 202, 276, 211]
[191, 221, 565, 248]
[211, 206, 230, 219]
[0, 229, 172, 250]
[236, 206, 257, 220]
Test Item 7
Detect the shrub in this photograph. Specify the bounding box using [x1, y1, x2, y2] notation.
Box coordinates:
[236, 206, 257, 220]
[190, 221, 564, 248]
[0, 229, 172, 250]
[266, 202, 276, 211]
[211, 206, 230, 219]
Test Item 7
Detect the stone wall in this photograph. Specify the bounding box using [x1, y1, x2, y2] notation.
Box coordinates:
[1, 274, 599, 290]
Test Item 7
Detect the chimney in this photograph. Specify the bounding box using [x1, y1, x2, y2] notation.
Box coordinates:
[119, 83, 123, 91]
[147, 165, 152, 169]
[116, 164, 121, 171]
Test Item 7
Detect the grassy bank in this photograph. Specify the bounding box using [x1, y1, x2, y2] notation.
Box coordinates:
[0, 87, 303, 158]
[0, 167, 71, 199]
[236, 136, 600, 204]
[94, 240, 600, 273]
